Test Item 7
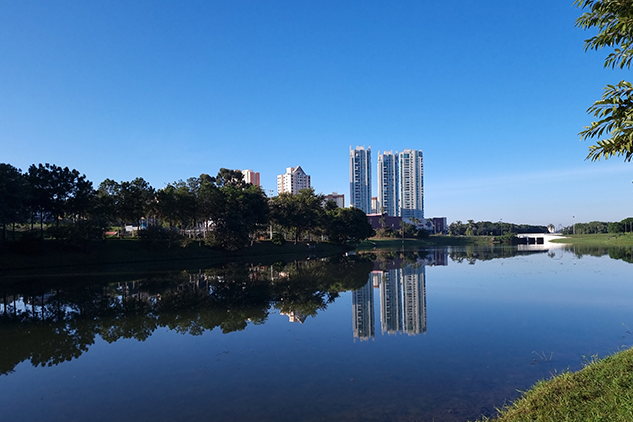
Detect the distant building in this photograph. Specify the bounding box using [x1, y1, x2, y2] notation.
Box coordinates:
[377, 151, 399, 216]
[277, 166, 310, 195]
[376, 149, 424, 220]
[431, 217, 447, 234]
[399, 149, 424, 220]
[241, 169, 260, 186]
[349, 146, 372, 213]
[366, 213, 402, 231]
[324, 192, 345, 208]
[371, 197, 378, 214]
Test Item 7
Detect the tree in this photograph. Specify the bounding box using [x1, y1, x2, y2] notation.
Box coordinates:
[205, 170, 268, 250]
[323, 207, 374, 244]
[465, 219, 476, 236]
[94, 179, 121, 225]
[576, 0, 633, 161]
[0, 164, 28, 240]
[197, 173, 220, 236]
[26, 163, 95, 236]
[399, 220, 418, 238]
[269, 188, 324, 244]
[118, 178, 155, 230]
[448, 220, 465, 236]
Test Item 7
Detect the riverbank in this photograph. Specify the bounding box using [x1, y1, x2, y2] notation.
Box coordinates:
[550, 233, 633, 246]
[0, 238, 350, 279]
[475, 347, 633, 422]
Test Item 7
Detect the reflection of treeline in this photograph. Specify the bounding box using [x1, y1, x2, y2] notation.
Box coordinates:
[561, 218, 633, 235]
[448, 246, 547, 264]
[563, 245, 633, 264]
[448, 220, 547, 236]
[0, 164, 373, 250]
[0, 256, 372, 375]
[364, 247, 549, 267]
[364, 250, 432, 271]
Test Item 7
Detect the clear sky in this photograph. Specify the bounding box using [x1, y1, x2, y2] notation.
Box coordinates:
[1, 1, 631, 228]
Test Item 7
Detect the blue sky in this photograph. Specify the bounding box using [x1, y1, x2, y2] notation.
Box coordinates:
[1, 0, 631, 227]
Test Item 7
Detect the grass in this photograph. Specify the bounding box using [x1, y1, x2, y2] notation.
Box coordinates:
[475, 347, 633, 422]
[550, 233, 633, 246]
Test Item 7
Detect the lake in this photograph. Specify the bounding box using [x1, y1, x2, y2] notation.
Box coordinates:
[1, 244, 633, 422]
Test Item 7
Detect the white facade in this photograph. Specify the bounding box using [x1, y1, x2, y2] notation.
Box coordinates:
[241, 169, 260, 186]
[398, 149, 424, 220]
[377, 151, 399, 216]
[324, 192, 345, 208]
[349, 146, 372, 213]
[376, 149, 424, 219]
[277, 166, 311, 194]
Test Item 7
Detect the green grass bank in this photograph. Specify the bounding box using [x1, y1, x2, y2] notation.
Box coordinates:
[475, 347, 633, 422]
[550, 233, 633, 246]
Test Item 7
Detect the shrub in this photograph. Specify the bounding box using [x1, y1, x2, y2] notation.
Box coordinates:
[271, 232, 285, 245]
[138, 226, 184, 250]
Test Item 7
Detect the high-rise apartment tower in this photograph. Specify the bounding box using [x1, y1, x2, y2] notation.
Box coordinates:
[399, 149, 424, 220]
[277, 166, 310, 195]
[241, 169, 260, 186]
[349, 146, 372, 213]
[376, 149, 424, 220]
[377, 151, 399, 216]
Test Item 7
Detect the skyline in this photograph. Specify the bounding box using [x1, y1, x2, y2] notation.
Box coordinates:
[1, 1, 632, 227]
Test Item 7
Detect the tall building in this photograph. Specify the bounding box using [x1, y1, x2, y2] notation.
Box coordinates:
[324, 192, 345, 208]
[376, 149, 424, 220]
[277, 166, 310, 195]
[398, 149, 424, 220]
[377, 151, 399, 216]
[349, 146, 372, 213]
[241, 169, 260, 186]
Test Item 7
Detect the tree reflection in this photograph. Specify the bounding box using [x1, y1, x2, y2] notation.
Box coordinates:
[558, 244, 633, 264]
[0, 256, 373, 375]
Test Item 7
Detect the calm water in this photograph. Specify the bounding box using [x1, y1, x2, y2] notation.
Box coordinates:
[1, 245, 633, 422]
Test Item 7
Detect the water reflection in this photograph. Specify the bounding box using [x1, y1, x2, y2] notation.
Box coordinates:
[2, 245, 633, 421]
[561, 244, 633, 263]
[353, 264, 428, 341]
[0, 256, 373, 375]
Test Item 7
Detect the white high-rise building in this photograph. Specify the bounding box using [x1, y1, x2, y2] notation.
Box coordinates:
[241, 169, 260, 186]
[349, 146, 372, 213]
[377, 151, 399, 216]
[277, 166, 311, 195]
[398, 149, 424, 220]
[376, 149, 424, 219]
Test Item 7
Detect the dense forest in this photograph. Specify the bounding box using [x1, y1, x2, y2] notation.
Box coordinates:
[0, 163, 374, 249]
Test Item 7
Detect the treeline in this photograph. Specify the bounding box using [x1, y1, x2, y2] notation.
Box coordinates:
[0, 163, 374, 249]
[560, 218, 633, 235]
[448, 220, 547, 236]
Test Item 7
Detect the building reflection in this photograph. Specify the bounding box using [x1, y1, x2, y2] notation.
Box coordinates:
[352, 278, 375, 341]
[352, 249, 449, 340]
[281, 311, 308, 323]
